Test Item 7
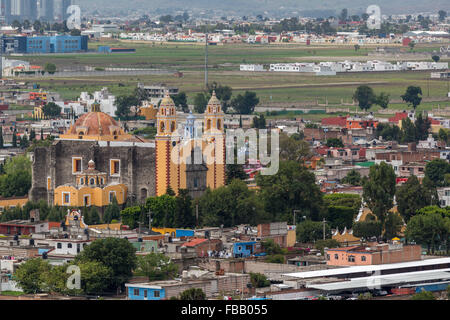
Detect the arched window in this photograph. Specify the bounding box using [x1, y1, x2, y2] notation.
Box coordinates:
[217, 119, 221, 130]
[67, 243, 72, 248]
[160, 121, 165, 133]
[206, 119, 211, 130]
[90, 178, 95, 185]
[170, 121, 175, 132]
[80, 178, 84, 185]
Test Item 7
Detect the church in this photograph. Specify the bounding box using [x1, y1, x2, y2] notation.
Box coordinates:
[29, 92, 226, 210]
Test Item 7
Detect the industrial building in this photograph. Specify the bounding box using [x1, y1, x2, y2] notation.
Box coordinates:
[1, 35, 88, 54]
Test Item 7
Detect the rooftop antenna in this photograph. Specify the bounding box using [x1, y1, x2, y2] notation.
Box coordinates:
[204, 33, 208, 88]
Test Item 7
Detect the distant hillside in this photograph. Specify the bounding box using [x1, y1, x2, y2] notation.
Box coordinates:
[75, 0, 450, 16]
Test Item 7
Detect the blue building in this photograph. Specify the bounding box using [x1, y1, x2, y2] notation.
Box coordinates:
[233, 241, 257, 258]
[125, 283, 165, 300]
[1, 35, 88, 54]
[176, 229, 195, 238]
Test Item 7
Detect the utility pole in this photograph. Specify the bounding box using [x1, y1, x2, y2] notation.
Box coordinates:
[148, 209, 152, 231]
[204, 33, 208, 88]
[293, 210, 301, 225]
[196, 204, 199, 227]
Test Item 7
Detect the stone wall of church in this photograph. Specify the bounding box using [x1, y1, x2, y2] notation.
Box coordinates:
[29, 140, 156, 206]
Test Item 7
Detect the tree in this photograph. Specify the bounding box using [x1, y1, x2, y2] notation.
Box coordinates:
[414, 113, 430, 141]
[408, 41, 415, 52]
[438, 128, 448, 144]
[362, 162, 396, 226]
[193, 92, 208, 113]
[279, 133, 311, 162]
[405, 210, 449, 254]
[77, 261, 113, 295]
[20, 135, 29, 149]
[384, 212, 404, 240]
[296, 220, 331, 243]
[354, 44, 360, 52]
[0, 126, 3, 149]
[44, 63, 57, 74]
[353, 85, 377, 112]
[12, 129, 17, 147]
[341, 169, 362, 186]
[42, 102, 62, 118]
[411, 291, 435, 300]
[120, 206, 142, 229]
[256, 161, 323, 222]
[13, 258, 50, 294]
[231, 91, 259, 114]
[0, 155, 32, 197]
[323, 206, 355, 230]
[425, 159, 450, 187]
[42, 264, 70, 294]
[396, 175, 432, 223]
[401, 86, 422, 110]
[103, 197, 121, 223]
[432, 55, 440, 63]
[438, 10, 447, 22]
[133, 87, 149, 106]
[75, 238, 137, 291]
[225, 164, 247, 184]
[376, 92, 390, 109]
[401, 117, 417, 143]
[326, 138, 344, 148]
[353, 220, 383, 239]
[198, 179, 268, 227]
[172, 92, 189, 113]
[179, 288, 206, 300]
[261, 239, 284, 255]
[252, 114, 266, 129]
[146, 194, 177, 228]
[249, 273, 270, 288]
[115, 95, 139, 119]
[135, 253, 178, 281]
[174, 189, 195, 228]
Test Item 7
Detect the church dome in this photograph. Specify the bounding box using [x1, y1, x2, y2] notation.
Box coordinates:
[67, 112, 124, 137]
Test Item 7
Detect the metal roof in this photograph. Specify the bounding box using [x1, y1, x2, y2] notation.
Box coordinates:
[283, 257, 450, 279]
[305, 268, 450, 292]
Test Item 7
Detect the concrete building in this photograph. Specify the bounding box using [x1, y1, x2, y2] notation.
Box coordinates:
[325, 242, 422, 266]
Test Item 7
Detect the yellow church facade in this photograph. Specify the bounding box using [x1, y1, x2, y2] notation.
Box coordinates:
[54, 159, 128, 207]
[155, 91, 226, 196]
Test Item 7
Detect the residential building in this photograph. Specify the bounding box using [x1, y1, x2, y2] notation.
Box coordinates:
[325, 242, 422, 266]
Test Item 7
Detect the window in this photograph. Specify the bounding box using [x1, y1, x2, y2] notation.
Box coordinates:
[80, 178, 84, 185]
[133, 289, 139, 296]
[361, 256, 366, 262]
[110, 159, 120, 176]
[348, 255, 355, 262]
[57, 243, 62, 249]
[334, 254, 338, 260]
[63, 193, 70, 205]
[109, 191, 116, 203]
[90, 178, 95, 185]
[154, 291, 160, 298]
[144, 290, 147, 298]
[67, 243, 72, 248]
[72, 157, 82, 174]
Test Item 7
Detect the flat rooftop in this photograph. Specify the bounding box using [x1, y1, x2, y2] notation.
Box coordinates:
[283, 257, 450, 279]
[306, 268, 450, 292]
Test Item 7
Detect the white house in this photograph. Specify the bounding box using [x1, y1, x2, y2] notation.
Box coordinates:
[240, 64, 265, 72]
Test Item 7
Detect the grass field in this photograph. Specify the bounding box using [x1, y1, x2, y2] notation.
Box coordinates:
[11, 40, 450, 111]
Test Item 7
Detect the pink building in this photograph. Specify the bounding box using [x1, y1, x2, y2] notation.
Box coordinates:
[325, 242, 421, 266]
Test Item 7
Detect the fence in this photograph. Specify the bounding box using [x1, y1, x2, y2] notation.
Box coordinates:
[16, 69, 174, 78]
